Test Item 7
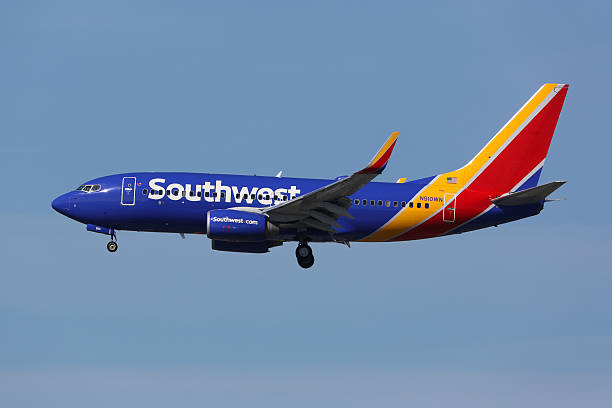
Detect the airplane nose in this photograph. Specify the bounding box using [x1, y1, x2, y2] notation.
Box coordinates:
[51, 194, 69, 215]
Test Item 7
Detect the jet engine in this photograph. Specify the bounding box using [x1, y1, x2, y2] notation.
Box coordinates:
[206, 209, 279, 242]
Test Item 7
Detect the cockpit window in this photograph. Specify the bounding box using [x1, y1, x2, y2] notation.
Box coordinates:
[75, 184, 101, 193]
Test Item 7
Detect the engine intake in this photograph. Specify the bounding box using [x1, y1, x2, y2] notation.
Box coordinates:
[206, 209, 279, 242]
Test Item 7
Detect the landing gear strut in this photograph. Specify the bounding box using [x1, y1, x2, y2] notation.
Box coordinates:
[106, 230, 118, 253]
[296, 242, 314, 268]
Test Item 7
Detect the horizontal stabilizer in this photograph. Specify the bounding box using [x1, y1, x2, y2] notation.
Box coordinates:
[491, 181, 566, 206]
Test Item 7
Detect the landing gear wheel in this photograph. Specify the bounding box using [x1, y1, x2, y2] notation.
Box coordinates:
[107, 241, 118, 253]
[296, 243, 312, 258]
[297, 254, 315, 269]
[296, 243, 314, 268]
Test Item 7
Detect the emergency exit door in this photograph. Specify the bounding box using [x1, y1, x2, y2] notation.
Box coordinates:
[121, 177, 136, 206]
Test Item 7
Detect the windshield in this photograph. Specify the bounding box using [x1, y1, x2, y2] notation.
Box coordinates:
[75, 184, 101, 192]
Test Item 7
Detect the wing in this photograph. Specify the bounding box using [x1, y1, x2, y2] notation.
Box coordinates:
[261, 132, 399, 233]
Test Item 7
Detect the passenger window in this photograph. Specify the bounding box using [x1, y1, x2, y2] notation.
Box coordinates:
[393, 201, 398, 207]
[370, 200, 375, 206]
[251, 194, 255, 199]
[167, 190, 171, 195]
[409, 202, 414, 208]
[283, 196, 288, 201]
[362, 199, 367, 205]
[354, 199, 359, 205]
[197, 191, 202, 197]
[377, 200, 383, 206]
[425, 203, 429, 209]
[417, 202, 421, 208]
[401, 201, 406, 207]
[258, 195, 262, 200]
[213, 192, 217, 198]
[205, 192, 209, 197]
[143, 189, 148, 195]
[386, 201, 391, 207]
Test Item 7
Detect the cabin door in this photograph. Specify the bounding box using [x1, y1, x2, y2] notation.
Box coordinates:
[443, 193, 456, 222]
[121, 177, 137, 206]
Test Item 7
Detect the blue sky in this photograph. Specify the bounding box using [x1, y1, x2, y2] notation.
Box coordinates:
[1, 1, 611, 406]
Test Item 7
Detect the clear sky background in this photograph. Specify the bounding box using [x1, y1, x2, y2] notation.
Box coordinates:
[1, 1, 611, 406]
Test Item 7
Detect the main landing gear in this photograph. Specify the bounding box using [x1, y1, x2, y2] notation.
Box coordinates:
[296, 242, 314, 269]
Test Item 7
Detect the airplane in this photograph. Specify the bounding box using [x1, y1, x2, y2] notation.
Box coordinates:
[52, 83, 569, 268]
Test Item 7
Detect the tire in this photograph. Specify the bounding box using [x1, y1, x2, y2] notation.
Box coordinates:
[107, 241, 118, 252]
[297, 254, 315, 269]
[296, 244, 312, 259]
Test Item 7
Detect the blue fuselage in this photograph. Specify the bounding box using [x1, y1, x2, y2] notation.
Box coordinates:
[51, 172, 540, 243]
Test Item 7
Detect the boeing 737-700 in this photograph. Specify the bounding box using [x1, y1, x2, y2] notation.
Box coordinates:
[52, 83, 569, 268]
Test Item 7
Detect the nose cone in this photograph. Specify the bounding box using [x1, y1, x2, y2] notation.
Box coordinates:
[51, 194, 70, 216]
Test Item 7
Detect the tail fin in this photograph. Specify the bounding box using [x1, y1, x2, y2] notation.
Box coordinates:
[452, 83, 569, 194]
[360, 84, 568, 243]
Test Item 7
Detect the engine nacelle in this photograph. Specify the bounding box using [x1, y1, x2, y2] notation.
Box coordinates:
[211, 240, 282, 253]
[206, 209, 278, 242]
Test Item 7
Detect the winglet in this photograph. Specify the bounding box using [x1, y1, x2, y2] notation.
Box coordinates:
[357, 132, 399, 174]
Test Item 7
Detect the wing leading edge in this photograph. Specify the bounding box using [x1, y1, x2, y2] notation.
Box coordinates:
[261, 132, 400, 233]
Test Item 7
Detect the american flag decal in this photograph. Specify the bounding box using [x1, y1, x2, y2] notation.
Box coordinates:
[446, 177, 457, 184]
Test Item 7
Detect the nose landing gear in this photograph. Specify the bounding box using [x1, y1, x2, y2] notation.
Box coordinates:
[106, 230, 118, 253]
[296, 242, 314, 268]
[107, 241, 118, 252]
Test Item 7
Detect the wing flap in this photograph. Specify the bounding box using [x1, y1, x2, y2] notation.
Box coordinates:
[301, 217, 336, 233]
